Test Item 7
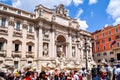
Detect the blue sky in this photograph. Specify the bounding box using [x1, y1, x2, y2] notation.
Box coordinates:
[0, 0, 120, 32]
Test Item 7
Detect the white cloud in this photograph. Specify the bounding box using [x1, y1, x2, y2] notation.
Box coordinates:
[75, 8, 88, 30]
[11, 0, 88, 30]
[107, 0, 120, 19]
[11, 0, 85, 12]
[73, 0, 84, 6]
[12, 0, 21, 7]
[107, 0, 120, 25]
[12, 0, 72, 12]
[75, 8, 83, 18]
[113, 18, 120, 25]
[77, 19, 88, 30]
[104, 24, 109, 27]
[89, 0, 98, 5]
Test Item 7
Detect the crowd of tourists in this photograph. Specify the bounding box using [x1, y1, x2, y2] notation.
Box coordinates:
[1, 63, 120, 80]
[91, 63, 120, 80]
[0, 67, 87, 80]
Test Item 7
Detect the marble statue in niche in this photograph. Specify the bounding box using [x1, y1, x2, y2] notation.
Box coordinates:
[52, 15, 56, 21]
[72, 36, 76, 43]
[43, 43, 48, 56]
[72, 47, 75, 57]
[57, 45, 64, 58]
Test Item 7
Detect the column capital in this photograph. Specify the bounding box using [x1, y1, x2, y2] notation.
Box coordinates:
[68, 28, 72, 36]
[8, 17, 15, 26]
[8, 20, 15, 26]
[22, 24, 28, 29]
[34, 25, 43, 30]
[50, 27, 55, 32]
[22, 20, 28, 29]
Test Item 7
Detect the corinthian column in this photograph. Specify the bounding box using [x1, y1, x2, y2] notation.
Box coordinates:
[7, 17, 14, 58]
[21, 21, 28, 58]
[38, 22, 43, 58]
[67, 31, 72, 58]
[49, 24, 55, 58]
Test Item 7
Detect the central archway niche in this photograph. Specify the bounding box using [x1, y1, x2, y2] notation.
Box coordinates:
[56, 35, 66, 57]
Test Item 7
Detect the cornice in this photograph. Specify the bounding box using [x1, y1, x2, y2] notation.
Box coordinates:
[0, 2, 35, 15]
[0, 10, 35, 22]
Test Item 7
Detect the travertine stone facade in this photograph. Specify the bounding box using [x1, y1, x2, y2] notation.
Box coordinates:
[0, 3, 94, 70]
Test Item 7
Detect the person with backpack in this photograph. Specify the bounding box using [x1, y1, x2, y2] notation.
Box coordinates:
[91, 65, 98, 79]
[81, 68, 87, 80]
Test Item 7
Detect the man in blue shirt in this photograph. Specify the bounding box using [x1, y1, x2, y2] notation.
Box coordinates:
[92, 68, 109, 80]
[115, 64, 120, 80]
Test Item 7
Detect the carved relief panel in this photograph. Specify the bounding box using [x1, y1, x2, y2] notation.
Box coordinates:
[72, 36, 76, 43]
[43, 29, 49, 39]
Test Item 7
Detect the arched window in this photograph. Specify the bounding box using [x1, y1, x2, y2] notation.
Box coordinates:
[15, 21, 21, 30]
[0, 38, 7, 51]
[1, 17, 6, 27]
[13, 40, 22, 52]
[56, 35, 66, 57]
[26, 42, 34, 52]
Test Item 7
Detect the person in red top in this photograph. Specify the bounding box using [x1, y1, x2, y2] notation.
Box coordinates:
[24, 71, 32, 80]
[78, 74, 83, 80]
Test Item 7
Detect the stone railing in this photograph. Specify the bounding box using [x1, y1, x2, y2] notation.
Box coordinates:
[27, 32, 34, 39]
[11, 51, 21, 58]
[13, 29, 22, 37]
[0, 26, 8, 35]
[26, 52, 34, 58]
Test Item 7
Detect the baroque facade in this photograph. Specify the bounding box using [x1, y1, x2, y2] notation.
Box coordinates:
[0, 3, 94, 70]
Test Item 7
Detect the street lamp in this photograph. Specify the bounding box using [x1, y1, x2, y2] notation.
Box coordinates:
[76, 35, 90, 70]
[83, 36, 90, 71]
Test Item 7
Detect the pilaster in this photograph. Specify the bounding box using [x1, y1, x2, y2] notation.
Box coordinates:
[38, 25, 43, 58]
[7, 17, 14, 58]
[34, 26, 39, 59]
[67, 34, 72, 58]
[21, 20, 28, 58]
[50, 24, 55, 58]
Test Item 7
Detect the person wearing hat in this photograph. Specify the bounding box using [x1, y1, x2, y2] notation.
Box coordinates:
[14, 71, 21, 80]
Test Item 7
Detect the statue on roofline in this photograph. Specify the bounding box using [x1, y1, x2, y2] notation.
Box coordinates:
[55, 4, 67, 16]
